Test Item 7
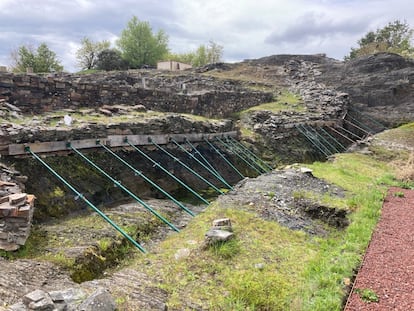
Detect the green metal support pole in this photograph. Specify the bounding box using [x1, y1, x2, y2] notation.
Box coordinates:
[149, 138, 224, 195]
[223, 137, 268, 173]
[126, 140, 210, 205]
[327, 126, 356, 144]
[346, 113, 376, 134]
[296, 125, 330, 157]
[170, 138, 233, 190]
[319, 127, 346, 151]
[204, 138, 245, 179]
[25, 147, 147, 253]
[226, 136, 273, 172]
[98, 142, 195, 217]
[349, 108, 386, 131]
[343, 119, 371, 135]
[69, 143, 180, 232]
[306, 125, 340, 154]
[337, 125, 364, 141]
[185, 138, 224, 183]
[302, 125, 334, 156]
[215, 137, 263, 175]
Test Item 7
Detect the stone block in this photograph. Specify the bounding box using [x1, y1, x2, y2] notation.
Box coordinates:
[212, 218, 233, 232]
[205, 229, 234, 244]
[23, 289, 54, 311]
[77, 287, 116, 311]
[9, 193, 27, 205]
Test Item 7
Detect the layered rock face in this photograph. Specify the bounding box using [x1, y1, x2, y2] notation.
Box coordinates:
[249, 53, 414, 127]
[313, 53, 414, 127]
[0, 71, 272, 118]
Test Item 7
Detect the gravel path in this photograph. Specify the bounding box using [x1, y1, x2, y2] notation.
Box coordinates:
[345, 187, 414, 310]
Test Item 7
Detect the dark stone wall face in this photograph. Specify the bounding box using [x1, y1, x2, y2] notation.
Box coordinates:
[0, 71, 273, 118]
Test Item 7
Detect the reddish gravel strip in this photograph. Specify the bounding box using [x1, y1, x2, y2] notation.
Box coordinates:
[345, 187, 414, 311]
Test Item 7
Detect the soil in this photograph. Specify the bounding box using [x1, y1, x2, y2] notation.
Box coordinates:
[344, 187, 414, 311]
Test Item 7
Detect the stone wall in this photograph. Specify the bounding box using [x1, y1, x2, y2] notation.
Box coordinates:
[0, 71, 273, 118]
[0, 165, 34, 251]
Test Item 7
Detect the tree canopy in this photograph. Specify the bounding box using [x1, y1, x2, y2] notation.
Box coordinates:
[346, 20, 414, 60]
[95, 49, 129, 71]
[76, 37, 110, 70]
[166, 40, 224, 67]
[11, 43, 63, 73]
[117, 16, 169, 68]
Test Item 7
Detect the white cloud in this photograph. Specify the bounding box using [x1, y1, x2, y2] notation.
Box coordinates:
[0, 0, 413, 71]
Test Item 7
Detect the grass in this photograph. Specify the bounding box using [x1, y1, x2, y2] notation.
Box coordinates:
[355, 288, 379, 303]
[239, 91, 303, 115]
[131, 206, 314, 310]
[119, 148, 407, 310]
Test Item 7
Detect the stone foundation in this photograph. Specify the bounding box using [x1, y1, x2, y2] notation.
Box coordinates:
[0, 71, 273, 118]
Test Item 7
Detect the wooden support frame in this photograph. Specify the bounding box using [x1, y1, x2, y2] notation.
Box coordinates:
[7, 131, 237, 156]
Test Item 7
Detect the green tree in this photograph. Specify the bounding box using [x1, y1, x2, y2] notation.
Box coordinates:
[76, 37, 110, 70]
[117, 16, 169, 68]
[166, 40, 223, 67]
[346, 20, 414, 60]
[95, 49, 129, 71]
[11, 43, 63, 73]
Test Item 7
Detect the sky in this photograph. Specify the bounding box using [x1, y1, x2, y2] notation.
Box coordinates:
[0, 0, 413, 72]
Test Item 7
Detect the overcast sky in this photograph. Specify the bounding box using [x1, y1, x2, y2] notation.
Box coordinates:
[0, 0, 413, 72]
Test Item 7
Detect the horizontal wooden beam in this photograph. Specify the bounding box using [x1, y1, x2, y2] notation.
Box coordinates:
[7, 131, 237, 156]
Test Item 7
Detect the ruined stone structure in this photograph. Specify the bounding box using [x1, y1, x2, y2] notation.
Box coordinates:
[0, 166, 34, 251]
[0, 71, 272, 118]
[157, 60, 192, 71]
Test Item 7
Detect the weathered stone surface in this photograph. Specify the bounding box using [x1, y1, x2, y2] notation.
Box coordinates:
[205, 229, 234, 243]
[77, 288, 116, 311]
[312, 53, 414, 127]
[212, 217, 233, 232]
[217, 169, 347, 234]
[0, 71, 273, 118]
[22, 289, 54, 311]
[0, 164, 34, 251]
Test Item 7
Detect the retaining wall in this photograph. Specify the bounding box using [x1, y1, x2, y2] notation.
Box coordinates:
[0, 71, 273, 118]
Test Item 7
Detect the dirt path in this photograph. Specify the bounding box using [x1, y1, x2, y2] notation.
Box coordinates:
[345, 187, 414, 310]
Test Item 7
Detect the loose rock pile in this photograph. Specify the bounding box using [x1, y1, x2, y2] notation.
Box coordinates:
[0, 165, 34, 251]
[7, 287, 116, 311]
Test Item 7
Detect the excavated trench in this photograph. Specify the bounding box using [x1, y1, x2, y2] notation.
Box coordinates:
[4, 144, 256, 283]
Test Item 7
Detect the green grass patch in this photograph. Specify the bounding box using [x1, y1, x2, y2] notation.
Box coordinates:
[131, 206, 314, 310]
[239, 91, 304, 114]
[355, 288, 379, 303]
[296, 153, 393, 310]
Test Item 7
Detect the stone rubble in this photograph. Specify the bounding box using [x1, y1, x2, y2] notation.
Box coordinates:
[203, 218, 234, 249]
[7, 287, 116, 311]
[0, 165, 34, 251]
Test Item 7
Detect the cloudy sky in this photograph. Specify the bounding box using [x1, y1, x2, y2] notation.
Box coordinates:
[0, 0, 413, 72]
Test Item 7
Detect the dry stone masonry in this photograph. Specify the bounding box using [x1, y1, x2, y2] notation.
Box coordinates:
[0, 70, 273, 118]
[0, 166, 34, 251]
